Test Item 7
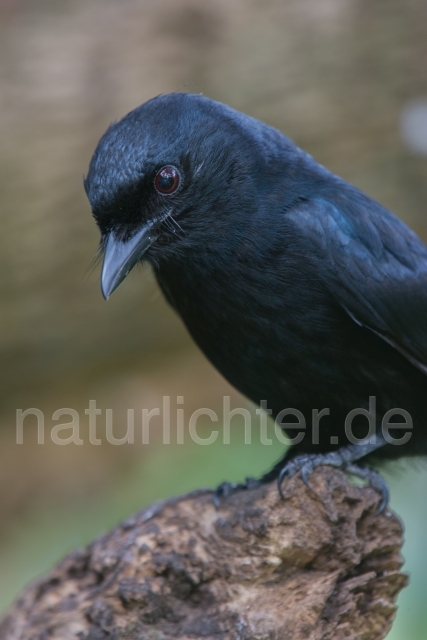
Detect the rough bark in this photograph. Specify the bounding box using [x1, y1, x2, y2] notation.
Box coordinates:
[0, 468, 408, 640]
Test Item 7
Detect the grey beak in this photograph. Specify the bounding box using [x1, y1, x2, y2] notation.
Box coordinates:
[101, 225, 158, 299]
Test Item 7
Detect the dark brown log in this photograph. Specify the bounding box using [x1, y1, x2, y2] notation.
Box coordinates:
[0, 468, 407, 640]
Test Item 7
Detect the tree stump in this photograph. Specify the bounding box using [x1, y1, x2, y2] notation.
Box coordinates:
[0, 468, 408, 640]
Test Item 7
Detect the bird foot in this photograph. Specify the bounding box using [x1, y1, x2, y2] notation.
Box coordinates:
[213, 476, 260, 507]
[345, 464, 389, 514]
[278, 449, 389, 514]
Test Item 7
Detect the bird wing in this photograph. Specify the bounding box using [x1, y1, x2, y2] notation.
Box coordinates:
[286, 193, 427, 374]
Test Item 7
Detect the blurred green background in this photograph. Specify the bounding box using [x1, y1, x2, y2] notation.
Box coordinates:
[0, 0, 427, 637]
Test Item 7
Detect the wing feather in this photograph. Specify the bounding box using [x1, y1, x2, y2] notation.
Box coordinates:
[286, 193, 427, 373]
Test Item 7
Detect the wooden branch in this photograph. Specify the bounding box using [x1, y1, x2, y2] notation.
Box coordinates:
[0, 468, 407, 640]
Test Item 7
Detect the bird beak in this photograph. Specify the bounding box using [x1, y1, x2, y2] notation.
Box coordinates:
[101, 224, 158, 299]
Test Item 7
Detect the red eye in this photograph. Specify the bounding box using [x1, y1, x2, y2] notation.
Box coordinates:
[154, 165, 181, 195]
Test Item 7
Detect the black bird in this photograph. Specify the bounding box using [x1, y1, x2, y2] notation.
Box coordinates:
[85, 93, 427, 509]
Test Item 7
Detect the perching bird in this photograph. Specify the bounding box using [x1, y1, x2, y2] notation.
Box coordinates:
[85, 93, 427, 510]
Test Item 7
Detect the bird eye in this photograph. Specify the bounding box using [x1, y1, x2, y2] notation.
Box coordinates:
[154, 165, 181, 195]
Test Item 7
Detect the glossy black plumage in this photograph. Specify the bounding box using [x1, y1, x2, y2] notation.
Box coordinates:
[85, 92, 427, 476]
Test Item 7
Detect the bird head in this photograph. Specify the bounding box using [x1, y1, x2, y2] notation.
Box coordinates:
[84, 93, 267, 299]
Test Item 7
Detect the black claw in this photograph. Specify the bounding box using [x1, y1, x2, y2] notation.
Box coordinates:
[375, 493, 389, 515]
[376, 484, 390, 513]
[277, 467, 288, 500]
[300, 464, 313, 489]
[244, 476, 261, 490]
[213, 481, 237, 507]
[344, 463, 389, 514]
[213, 490, 221, 509]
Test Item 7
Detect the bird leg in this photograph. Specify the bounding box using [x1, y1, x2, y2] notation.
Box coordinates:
[278, 435, 389, 513]
[214, 437, 389, 512]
